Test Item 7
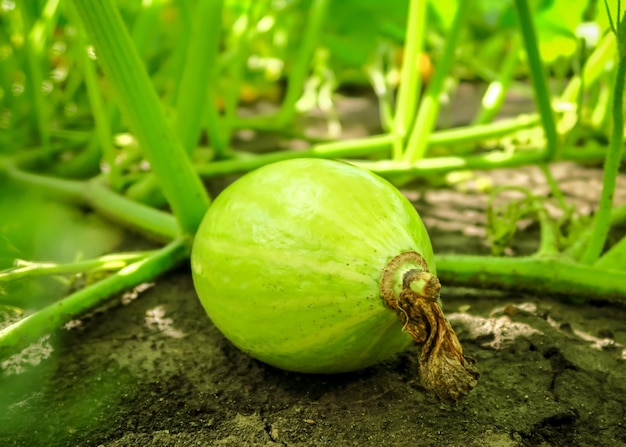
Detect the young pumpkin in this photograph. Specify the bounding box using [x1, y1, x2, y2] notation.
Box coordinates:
[191, 158, 478, 402]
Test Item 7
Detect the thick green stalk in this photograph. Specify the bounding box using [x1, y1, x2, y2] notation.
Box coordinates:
[67, 3, 116, 185]
[195, 137, 620, 180]
[125, 0, 224, 207]
[581, 11, 626, 264]
[167, 0, 194, 106]
[18, 0, 60, 155]
[392, 0, 427, 159]
[204, 82, 228, 156]
[3, 158, 85, 201]
[175, 0, 224, 155]
[200, 0, 228, 156]
[236, 107, 539, 145]
[3, 160, 177, 241]
[429, 113, 539, 146]
[129, 0, 162, 60]
[535, 210, 560, 257]
[357, 142, 625, 177]
[436, 255, 626, 303]
[366, 48, 395, 132]
[220, 2, 258, 143]
[196, 134, 395, 177]
[275, 0, 329, 126]
[69, 0, 210, 235]
[0, 252, 151, 282]
[0, 239, 188, 358]
[235, 108, 541, 147]
[357, 149, 545, 176]
[87, 181, 178, 241]
[403, 1, 469, 162]
[513, 0, 559, 160]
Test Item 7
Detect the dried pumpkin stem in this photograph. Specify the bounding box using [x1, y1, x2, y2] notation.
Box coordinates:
[381, 251, 479, 403]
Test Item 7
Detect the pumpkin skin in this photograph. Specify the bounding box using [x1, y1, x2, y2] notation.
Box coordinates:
[191, 158, 436, 373]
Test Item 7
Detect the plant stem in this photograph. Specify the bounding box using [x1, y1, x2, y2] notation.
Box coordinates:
[539, 164, 569, 212]
[17, 0, 60, 155]
[429, 113, 539, 146]
[200, 0, 228, 157]
[164, 0, 194, 106]
[110, 0, 221, 206]
[590, 79, 612, 131]
[3, 158, 85, 201]
[358, 141, 626, 176]
[560, 32, 616, 103]
[535, 210, 560, 257]
[275, 0, 329, 126]
[473, 35, 521, 125]
[69, 0, 210, 235]
[513, 0, 559, 161]
[0, 252, 152, 282]
[0, 238, 188, 358]
[403, 1, 469, 162]
[436, 254, 626, 303]
[129, 0, 162, 61]
[175, 0, 224, 156]
[366, 46, 395, 132]
[195, 137, 621, 180]
[86, 180, 178, 241]
[220, 2, 259, 143]
[67, 2, 117, 185]
[581, 12, 626, 264]
[3, 159, 178, 241]
[195, 134, 395, 177]
[392, 0, 427, 159]
[356, 150, 546, 176]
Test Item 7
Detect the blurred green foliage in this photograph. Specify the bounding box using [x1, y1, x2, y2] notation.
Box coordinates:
[0, 185, 122, 308]
[0, 0, 614, 155]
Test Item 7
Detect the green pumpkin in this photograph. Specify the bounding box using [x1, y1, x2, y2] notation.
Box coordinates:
[191, 158, 436, 373]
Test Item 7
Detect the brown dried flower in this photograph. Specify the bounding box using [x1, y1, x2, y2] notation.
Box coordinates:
[381, 252, 479, 403]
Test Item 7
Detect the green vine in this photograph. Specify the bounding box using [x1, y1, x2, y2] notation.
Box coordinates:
[581, 1, 626, 264]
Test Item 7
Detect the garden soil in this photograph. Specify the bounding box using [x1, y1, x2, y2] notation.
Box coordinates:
[1, 91, 626, 447]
